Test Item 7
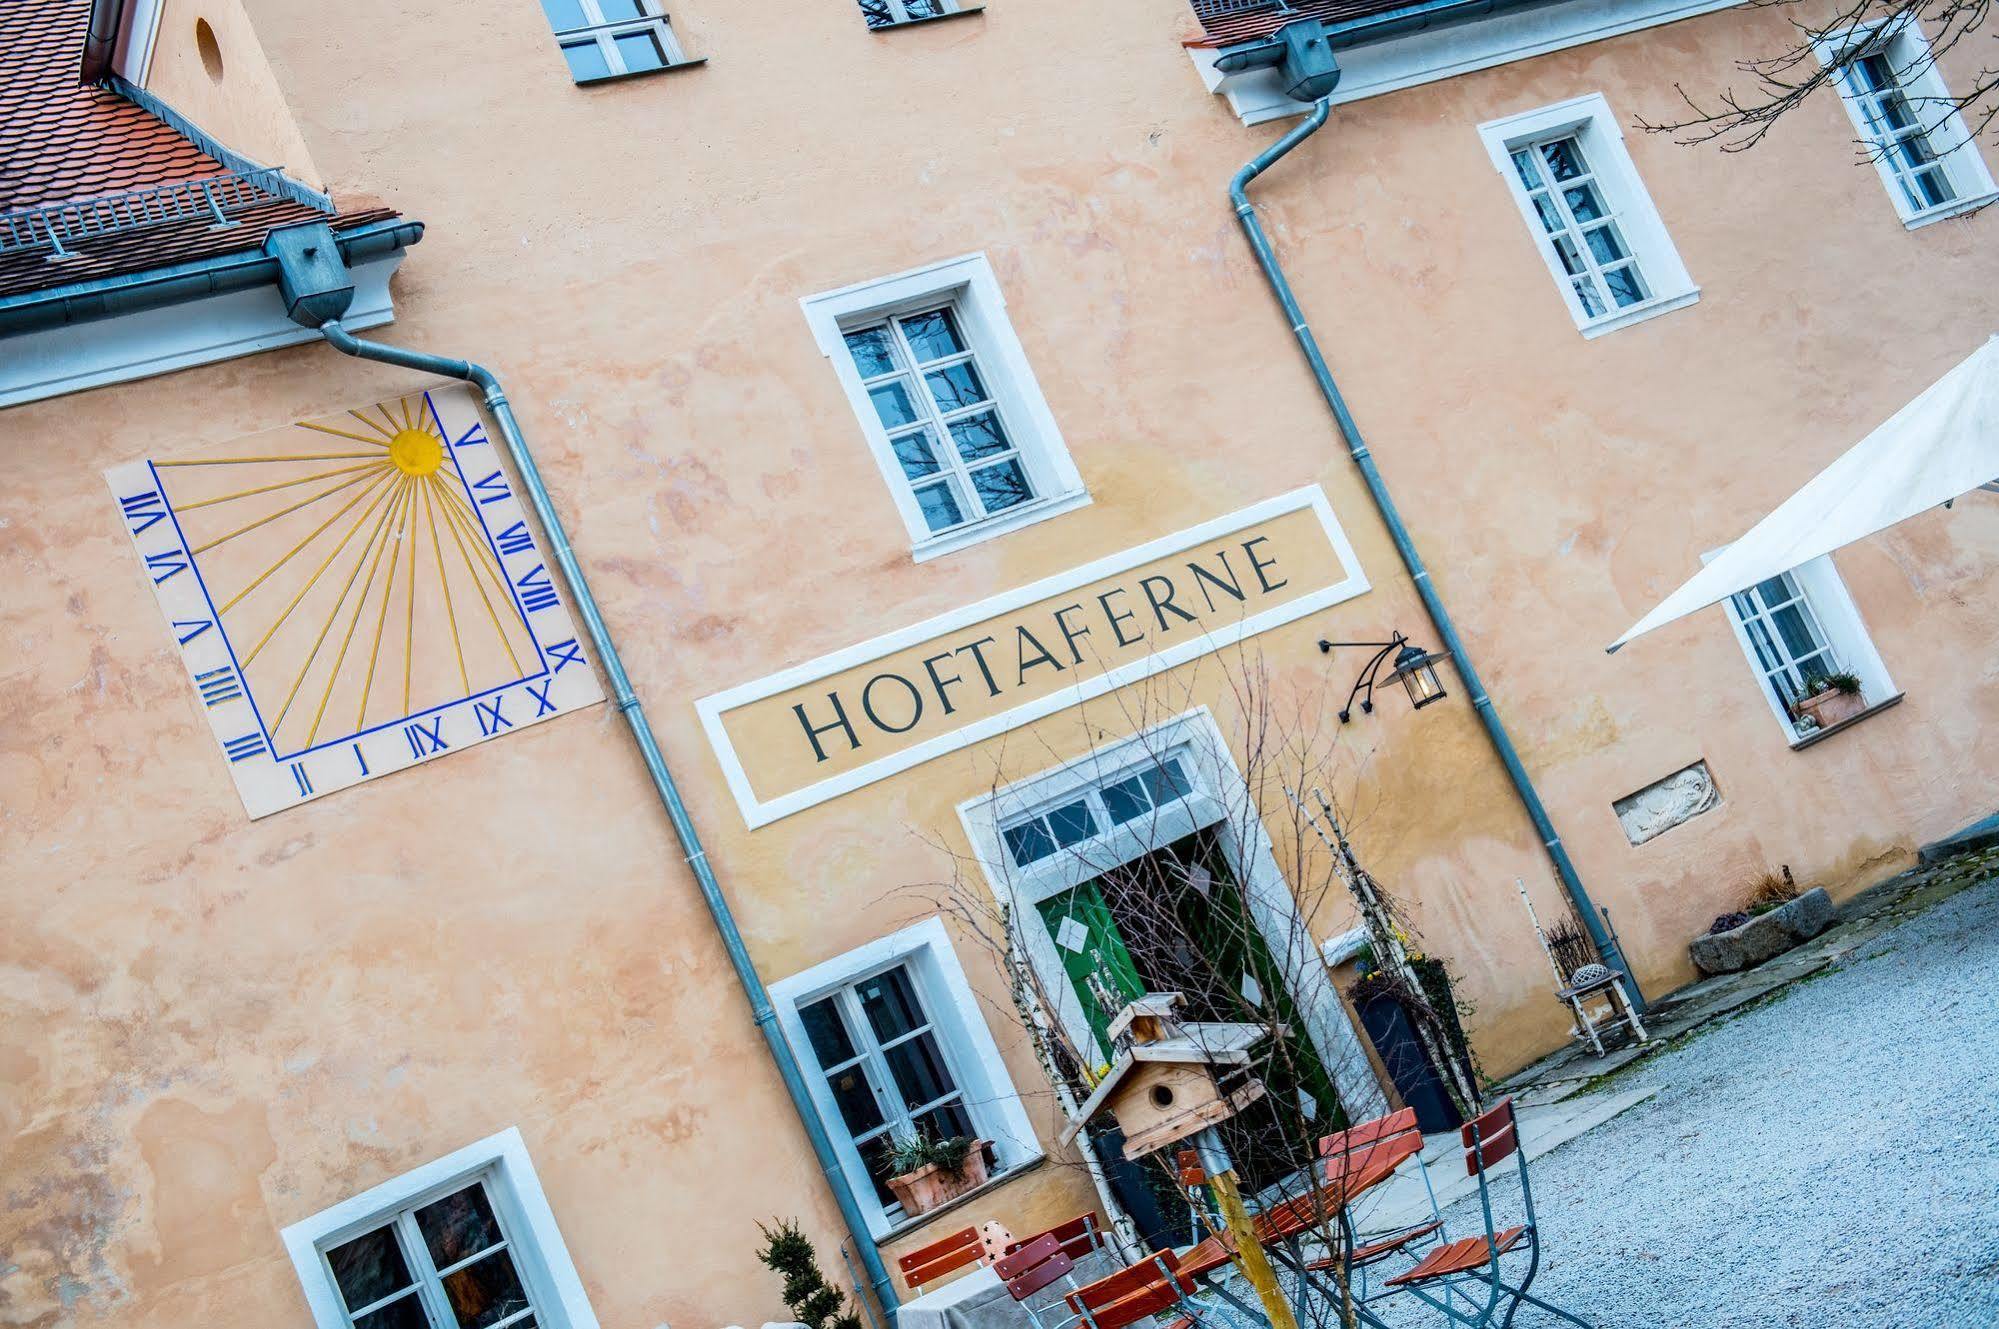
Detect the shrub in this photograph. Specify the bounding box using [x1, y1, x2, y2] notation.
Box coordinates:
[755, 1219, 863, 1329]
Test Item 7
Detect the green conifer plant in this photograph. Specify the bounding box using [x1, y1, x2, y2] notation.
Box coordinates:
[755, 1219, 863, 1329]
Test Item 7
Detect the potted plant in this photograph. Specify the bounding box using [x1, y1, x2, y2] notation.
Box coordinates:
[883, 1133, 993, 1217]
[1793, 670, 1866, 729]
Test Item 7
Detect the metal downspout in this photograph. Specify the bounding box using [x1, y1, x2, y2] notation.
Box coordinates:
[1228, 103, 1643, 1006]
[316, 319, 903, 1319]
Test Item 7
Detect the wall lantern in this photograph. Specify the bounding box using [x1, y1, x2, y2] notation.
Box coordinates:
[1317, 631, 1451, 723]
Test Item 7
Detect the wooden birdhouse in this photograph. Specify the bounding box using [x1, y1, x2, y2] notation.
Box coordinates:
[1058, 993, 1269, 1160]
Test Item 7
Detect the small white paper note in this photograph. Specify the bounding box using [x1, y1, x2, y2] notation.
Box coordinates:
[1298, 1088, 1319, 1121]
[1056, 917, 1089, 953]
[1240, 972, 1263, 1006]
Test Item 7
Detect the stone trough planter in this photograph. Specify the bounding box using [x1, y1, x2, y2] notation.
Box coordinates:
[1689, 887, 1837, 975]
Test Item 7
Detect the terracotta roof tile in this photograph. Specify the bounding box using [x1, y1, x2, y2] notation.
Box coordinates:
[0, 0, 402, 302]
[1184, 0, 1439, 48]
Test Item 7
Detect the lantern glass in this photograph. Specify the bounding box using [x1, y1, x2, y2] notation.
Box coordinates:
[1393, 645, 1448, 710]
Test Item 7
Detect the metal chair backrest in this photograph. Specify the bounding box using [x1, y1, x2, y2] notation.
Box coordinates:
[1320, 1107, 1425, 1197]
[1460, 1098, 1520, 1177]
[1005, 1213, 1105, 1263]
[897, 1225, 984, 1291]
[995, 1233, 1076, 1302]
[1065, 1249, 1191, 1329]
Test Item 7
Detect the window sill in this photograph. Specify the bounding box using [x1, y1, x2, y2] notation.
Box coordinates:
[1903, 189, 1999, 230]
[910, 489, 1092, 563]
[876, 1153, 1046, 1243]
[1788, 692, 1904, 750]
[871, 5, 985, 32]
[1578, 287, 1701, 340]
[573, 56, 706, 86]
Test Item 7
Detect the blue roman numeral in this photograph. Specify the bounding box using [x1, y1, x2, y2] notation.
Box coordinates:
[404, 718, 449, 759]
[173, 618, 213, 645]
[454, 422, 489, 449]
[120, 490, 169, 534]
[546, 638, 585, 674]
[352, 743, 370, 776]
[223, 732, 266, 763]
[515, 563, 558, 613]
[494, 520, 534, 556]
[475, 697, 512, 736]
[526, 679, 557, 716]
[194, 666, 243, 707]
[472, 470, 510, 505]
[291, 763, 313, 797]
[145, 549, 189, 583]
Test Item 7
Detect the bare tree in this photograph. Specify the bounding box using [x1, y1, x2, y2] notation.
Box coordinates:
[1636, 2, 1999, 157]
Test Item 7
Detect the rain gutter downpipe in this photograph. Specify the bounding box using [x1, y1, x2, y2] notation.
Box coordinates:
[310, 310, 902, 1317]
[1224, 45, 1641, 1005]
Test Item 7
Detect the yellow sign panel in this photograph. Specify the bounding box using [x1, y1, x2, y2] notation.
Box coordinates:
[698, 487, 1369, 827]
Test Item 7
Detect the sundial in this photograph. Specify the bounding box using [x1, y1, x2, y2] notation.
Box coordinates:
[106, 386, 602, 817]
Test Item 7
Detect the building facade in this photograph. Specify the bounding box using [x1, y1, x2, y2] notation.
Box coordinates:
[4, 1, 1996, 1327]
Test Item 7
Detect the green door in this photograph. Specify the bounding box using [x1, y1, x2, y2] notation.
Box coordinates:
[1036, 878, 1144, 1074]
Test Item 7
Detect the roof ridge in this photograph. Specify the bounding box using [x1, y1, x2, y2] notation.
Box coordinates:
[105, 75, 334, 213]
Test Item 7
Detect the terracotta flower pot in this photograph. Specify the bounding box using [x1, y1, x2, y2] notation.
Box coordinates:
[885, 1141, 993, 1217]
[1796, 688, 1866, 729]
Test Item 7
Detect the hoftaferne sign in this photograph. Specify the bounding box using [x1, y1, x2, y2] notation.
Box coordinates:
[698, 486, 1369, 827]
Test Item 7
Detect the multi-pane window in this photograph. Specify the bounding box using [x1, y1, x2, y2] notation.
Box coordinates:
[539, 0, 687, 82]
[1844, 48, 1957, 213]
[857, 0, 961, 28]
[798, 965, 978, 1208]
[1508, 136, 1649, 320]
[322, 1181, 537, 1329]
[1002, 756, 1191, 868]
[1728, 573, 1837, 711]
[841, 307, 1035, 536]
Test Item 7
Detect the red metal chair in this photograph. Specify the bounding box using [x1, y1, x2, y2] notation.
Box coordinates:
[896, 1225, 984, 1293]
[1003, 1212, 1109, 1263]
[1311, 1107, 1446, 1277]
[1377, 1097, 1594, 1327]
[1062, 1247, 1217, 1329]
[993, 1233, 1079, 1329]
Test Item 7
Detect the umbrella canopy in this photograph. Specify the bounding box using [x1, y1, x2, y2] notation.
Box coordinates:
[1609, 334, 1999, 653]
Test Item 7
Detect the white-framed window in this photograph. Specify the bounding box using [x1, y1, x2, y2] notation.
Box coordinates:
[770, 917, 1040, 1236]
[538, 0, 694, 83]
[1815, 18, 1999, 228]
[1000, 753, 1195, 870]
[801, 253, 1089, 561]
[1478, 93, 1699, 338]
[282, 1129, 599, 1329]
[1714, 552, 1899, 743]
[857, 0, 974, 28]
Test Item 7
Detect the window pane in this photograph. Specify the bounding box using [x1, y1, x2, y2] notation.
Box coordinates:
[1770, 603, 1824, 660]
[857, 0, 896, 29]
[947, 410, 1009, 462]
[857, 1133, 900, 1204]
[597, 0, 646, 18]
[890, 428, 942, 480]
[1551, 234, 1586, 276]
[614, 29, 667, 72]
[969, 459, 1032, 514]
[1603, 265, 1647, 308]
[439, 1250, 532, 1329]
[899, 309, 965, 361]
[1562, 183, 1606, 223]
[1571, 278, 1606, 319]
[924, 362, 987, 412]
[1046, 799, 1098, 848]
[355, 1294, 432, 1329]
[857, 967, 927, 1043]
[561, 39, 611, 80]
[800, 997, 857, 1067]
[1582, 222, 1629, 265]
[1529, 192, 1562, 234]
[826, 1063, 886, 1136]
[905, 0, 947, 16]
[1100, 775, 1149, 825]
[844, 327, 899, 378]
[539, 0, 588, 30]
[1752, 575, 1796, 609]
[415, 1186, 504, 1269]
[1741, 617, 1784, 676]
[1140, 759, 1189, 807]
[1004, 819, 1057, 866]
[884, 1031, 958, 1109]
[911, 1099, 975, 1145]
[327, 1226, 413, 1313]
[1509, 148, 1543, 188]
[914, 481, 965, 533]
[868, 379, 920, 430]
[1541, 137, 1586, 180]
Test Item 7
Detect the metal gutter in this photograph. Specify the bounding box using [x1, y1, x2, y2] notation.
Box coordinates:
[81, 0, 126, 83]
[0, 217, 422, 337]
[1227, 88, 1643, 1005]
[1318, 0, 1546, 48]
[309, 314, 903, 1323]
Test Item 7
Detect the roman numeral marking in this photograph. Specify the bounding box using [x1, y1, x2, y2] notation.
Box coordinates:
[546, 638, 585, 674]
[353, 743, 370, 776]
[475, 697, 512, 736]
[454, 422, 489, 449]
[404, 718, 449, 759]
[145, 550, 189, 584]
[120, 490, 169, 534]
[291, 763, 313, 797]
[494, 520, 534, 556]
[515, 563, 558, 613]
[173, 618, 213, 645]
[223, 732, 266, 763]
[194, 665, 243, 707]
[526, 679, 556, 716]
[471, 470, 510, 505]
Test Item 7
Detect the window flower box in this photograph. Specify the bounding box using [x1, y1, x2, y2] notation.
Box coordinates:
[886, 1140, 993, 1218]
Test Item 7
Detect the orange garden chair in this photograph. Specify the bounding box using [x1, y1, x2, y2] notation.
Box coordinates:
[1308, 1108, 1447, 1286]
[1376, 1097, 1594, 1328]
[1061, 1247, 1222, 1329]
[896, 1225, 985, 1294]
[1004, 1213, 1110, 1264]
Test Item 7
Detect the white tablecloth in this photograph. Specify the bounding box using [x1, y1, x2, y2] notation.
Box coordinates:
[895, 1250, 1122, 1329]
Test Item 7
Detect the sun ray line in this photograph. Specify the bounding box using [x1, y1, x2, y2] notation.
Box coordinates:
[157, 451, 382, 466]
[433, 482, 514, 605]
[401, 396, 415, 430]
[349, 410, 397, 439]
[237, 475, 402, 667]
[308, 478, 411, 745]
[423, 482, 472, 695]
[357, 481, 414, 732]
[193, 464, 387, 555]
[403, 476, 419, 715]
[296, 422, 392, 447]
[272, 479, 408, 734]
[176, 461, 379, 512]
[377, 403, 403, 436]
[216, 468, 397, 613]
[431, 476, 525, 677]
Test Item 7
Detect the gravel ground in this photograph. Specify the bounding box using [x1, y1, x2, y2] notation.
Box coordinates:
[1371, 871, 1999, 1328]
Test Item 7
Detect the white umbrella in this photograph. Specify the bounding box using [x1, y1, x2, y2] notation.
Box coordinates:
[1609, 334, 1999, 653]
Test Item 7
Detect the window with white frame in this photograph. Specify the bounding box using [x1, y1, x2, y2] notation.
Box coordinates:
[283, 1130, 599, 1329]
[1479, 94, 1698, 337]
[1716, 553, 1898, 742]
[856, 0, 969, 29]
[802, 254, 1088, 560]
[538, 0, 693, 83]
[771, 918, 1039, 1234]
[1816, 19, 1999, 226]
[1001, 754, 1192, 869]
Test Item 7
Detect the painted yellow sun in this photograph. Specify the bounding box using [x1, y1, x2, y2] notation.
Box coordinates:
[388, 427, 445, 476]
